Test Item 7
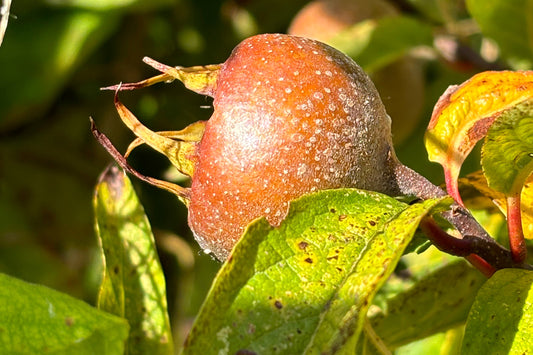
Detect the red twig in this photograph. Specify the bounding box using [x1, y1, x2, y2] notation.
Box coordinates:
[507, 194, 527, 264]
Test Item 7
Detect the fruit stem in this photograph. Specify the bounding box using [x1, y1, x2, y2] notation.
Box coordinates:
[90, 118, 190, 206]
[393, 161, 531, 271]
[507, 193, 527, 264]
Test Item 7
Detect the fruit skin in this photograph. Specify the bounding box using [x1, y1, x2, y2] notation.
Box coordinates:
[187, 34, 399, 259]
[288, 0, 425, 145]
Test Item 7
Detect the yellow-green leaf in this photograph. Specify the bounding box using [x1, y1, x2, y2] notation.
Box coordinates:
[93, 165, 173, 355]
[424, 70, 533, 204]
[462, 269, 533, 354]
[182, 188, 450, 354]
[0, 272, 129, 355]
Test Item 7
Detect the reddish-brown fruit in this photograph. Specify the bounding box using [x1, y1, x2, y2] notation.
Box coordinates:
[103, 34, 410, 260]
[187, 34, 399, 259]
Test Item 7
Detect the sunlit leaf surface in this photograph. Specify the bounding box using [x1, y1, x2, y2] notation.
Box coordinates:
[183, 188, 449, 354]
[94, 165, 173, 355]
[462, 269, 533, 354]
[0, 272, 129, 355]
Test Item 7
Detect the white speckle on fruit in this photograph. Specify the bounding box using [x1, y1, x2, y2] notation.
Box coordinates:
[324, 87, 331, 93]
[313, 92, 324, 100]
[291, 133, 304, 142]
[285, 88, 292, 94]
[326, 55, 333, 61]
[329, 103, 336, 111]
[315, 70, 321, 75]
[325, 70, 332, 76]
[297, 163, 307, 176]
[293, 70, 299, 76]
[315, 119, 323, 126]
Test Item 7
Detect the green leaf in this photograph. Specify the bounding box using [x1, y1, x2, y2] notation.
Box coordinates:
[0, 272, 129, 355]
[183, 189, 450, 354]
[481, 99, 533, 195]
[330, 16, 433, 73]
[424, 70, 533, 205]
[462, 268, 533, 354]
[93, 165, 173, 355]
[466, 0, 533, 69]
[369, 260, 486, 349]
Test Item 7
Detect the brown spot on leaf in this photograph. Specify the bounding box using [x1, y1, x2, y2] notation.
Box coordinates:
[298, 241, 308, 250]
[65, 317, 74, 327]
[304, 257, 313, 264]
[466, 115, 498, 150]
[339, 214, 347, 221]
[248, 323, 256, 334]
[274, 300, 283, 309]
[236, 350, 257, 355]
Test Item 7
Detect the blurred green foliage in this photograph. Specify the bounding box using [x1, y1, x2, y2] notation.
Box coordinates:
[1, 0, 532, 353]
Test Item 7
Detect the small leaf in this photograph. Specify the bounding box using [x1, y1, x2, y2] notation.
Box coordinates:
[466, 0, 533, 69]
[183, 189, 449, 354]
[424, 70, 533, 204]
[481, 99, 533, 195]
[0, 272, 129, 354]
[462, 269, 533, 354]
[93, 165, 173, 355]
